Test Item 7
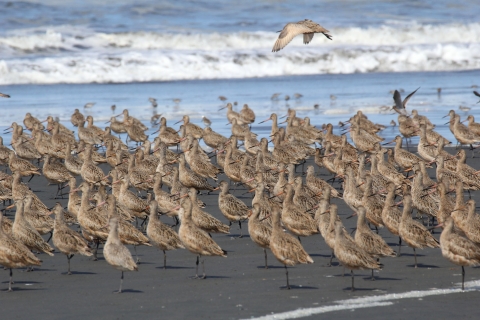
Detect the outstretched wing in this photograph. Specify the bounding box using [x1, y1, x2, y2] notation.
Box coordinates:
[272, 23, 313, 52]
[403, 87, 420, 107]
[392, 90, 407, 115]
[303, 32, 314, 44]
[474, 90, 480, 98]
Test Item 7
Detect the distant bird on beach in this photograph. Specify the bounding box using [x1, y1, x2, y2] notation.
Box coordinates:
[0, 92, 10, 98]
[392, 87, 419, 116]
[459, 105, 471, 112]
[272, 19, 332, 52]
[149, 97, 158, 108]
[111, 104, 116, 112]
[271, 93, 281, 101]
[330, 95, 336, 101]
[84, 102, 95, 109]
[390, 120, 397, 127]
[218, 96, 227, 102]
[202, 116, 211, 127]
[151, 114, 161, 125]
[285, 95, 290, 101]
[173, 98, 181, 105]
[294, 93, 303, 99]
[474, 91, 480, 103]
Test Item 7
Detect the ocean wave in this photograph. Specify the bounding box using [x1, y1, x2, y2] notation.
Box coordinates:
[0, 22, 479, 84]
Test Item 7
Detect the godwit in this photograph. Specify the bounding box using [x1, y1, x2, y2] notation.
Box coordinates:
[456, 150, 480, 191]
[258, 113, 280, 138]
[386, 135, 424, 170]
[11, 136, 41, 163]
[436, 181, 455, 226]
[0, 213, 41, 291]
[187, 188, 229, 234]
[248, 203, 272, 269]
[71, 109, 85, 127]
[116, 109, 148, 131]
[417, 123, 437, 162]
[398, 194, 439, 268]
[43, 155, 74, 198]
[269, 206, 313, 289]
[0, 136, 13, 165]
[272, 19, 332, 52]
[218, 180, 249, 236]
[80, 144, 108, 186]
[361, 174, 385, 228]
[435, 155, 462, 190]
[52, 203, 92, 274]
[381, 182, 403, 255]
[219, 103, 245, 125]
[64, 142, 83, 176]
[354, 206, 396, 279]
[334, 220, 381, 291]
[175, 115, 203, 140]
[440, 217, 480, 290]
[8, 152, 41, 179]
[457, 199, 480, 244]
[203, 127, 228, 149]
[240, 104, 255, 124]
[411, 110, 434, 129]
[46, 116, 74, 137]
[67, 177, 81, 219]
[117, 178, 149, 221]
[451, 181, 468, 231]
[281, 184, 318, 239]
[104, 217, 138, 293]
[23, 112, 44, 131]
[411, 170, 438, 219]
[74, 182, 109, 259]
[177, 200, 227, 279]
[107, 116, 127, 135]
[78, 120, 103, 146]
[178, 154, 215, 192]
[146, 200, 184, 269]
[12, 199, 55, 260]
[451, 114, 480, 149]
[230, 118, 250, 141]
[22, 194, 54, 237]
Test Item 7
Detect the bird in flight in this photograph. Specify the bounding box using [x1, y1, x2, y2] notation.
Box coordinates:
[272, 19, 332, 52]
[474, 90, 480, 103]
[392, 87, 420, 116]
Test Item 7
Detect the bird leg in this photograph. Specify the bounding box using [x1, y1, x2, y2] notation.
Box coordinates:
[8, 268, 13, 292]
[413, 248, 417, 268]
[134, 245, 140, 263]
[351, 270, 355, 291]
[67, 254, 74, 275]
[397, 237, 402, 257]
[93, 240, 100, 261]
[116, 271, 124, 293]
[264, 248, 268, 269]
[327, 250, 334, 267]
[193, 255, 200, 279]
[28, 174, 34, 182]
[462, 266, 465, 290]
[238, 221, 243, 238]
[46, 231, 53, 243]
[284, 265, 290, 290]
[200, 257, 206, 279]
[163, 250, 167, 269]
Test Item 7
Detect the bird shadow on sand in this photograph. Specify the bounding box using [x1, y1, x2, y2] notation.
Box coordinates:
[114, 289, 143, 293]
[155, 265, 193, 270]
[342, 287, 377, 292]
[256, 265, 284, 269]
[406, 263, 439, 269]
[61, 271, 96, 275]
[279, 285, 318, 290]
[361, 276, 402, 281]
[22, 268, 57, 272]
[310, 253, 334, 258]
[3, 287, 46, 292]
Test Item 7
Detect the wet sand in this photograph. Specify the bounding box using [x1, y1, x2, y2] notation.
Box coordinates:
[2, 147, 480, 319]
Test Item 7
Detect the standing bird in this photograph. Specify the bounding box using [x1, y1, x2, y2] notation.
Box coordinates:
[272, 19, 332, 52]
[52, 203, 92, 275]
[201, 116, 212, 127]
[146, 200, 185, 269]
[269, 207, 313, 289]
[84, 102, 95, 108]
[177, 200, 227, 279]
[149, 97, 158, 108]
[440, 217, 480, 290]
[0, 213, 41, 291]
[103, 217, 138, 293]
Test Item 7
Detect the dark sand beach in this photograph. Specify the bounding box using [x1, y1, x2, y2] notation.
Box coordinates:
[2, 147, 480, 319]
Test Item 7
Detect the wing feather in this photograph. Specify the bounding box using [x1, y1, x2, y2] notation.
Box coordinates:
[272, 23, 314, 52]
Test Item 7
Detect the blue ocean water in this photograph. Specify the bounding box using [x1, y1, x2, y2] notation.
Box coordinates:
[0, 0, 479, 145]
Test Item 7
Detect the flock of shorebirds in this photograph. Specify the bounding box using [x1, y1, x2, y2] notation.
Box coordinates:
[1, 88, 480, 294]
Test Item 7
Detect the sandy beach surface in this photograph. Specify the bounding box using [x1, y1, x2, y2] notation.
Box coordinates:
[2, 147, 480, 320]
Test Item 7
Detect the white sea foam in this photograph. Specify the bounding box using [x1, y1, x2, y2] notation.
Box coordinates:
[248, 280, 480, 319]
[0, 22, 479, 84]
